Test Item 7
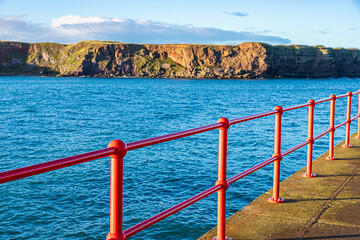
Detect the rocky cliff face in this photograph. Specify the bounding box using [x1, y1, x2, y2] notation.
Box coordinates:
[266, 45, 360, 78]
[0, 41, 359, 79]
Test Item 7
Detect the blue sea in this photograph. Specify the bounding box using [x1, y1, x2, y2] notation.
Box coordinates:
[1, 76, 359, 240]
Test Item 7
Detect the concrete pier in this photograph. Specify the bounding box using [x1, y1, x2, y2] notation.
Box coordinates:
[199, 133, 360, 239]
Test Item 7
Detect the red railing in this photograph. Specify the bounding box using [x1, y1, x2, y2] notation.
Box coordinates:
[1, 90, 360, 240]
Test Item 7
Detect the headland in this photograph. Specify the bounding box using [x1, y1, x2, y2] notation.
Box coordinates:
[0, 41, 359, 79]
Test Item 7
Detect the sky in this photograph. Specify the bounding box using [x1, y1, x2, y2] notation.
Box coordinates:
[0, 0, 359, 48]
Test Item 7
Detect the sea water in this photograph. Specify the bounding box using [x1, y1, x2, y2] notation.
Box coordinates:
[1, 76, 359, 239]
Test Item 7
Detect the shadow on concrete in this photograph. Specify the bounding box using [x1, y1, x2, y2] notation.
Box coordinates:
[284, 197, 360, 203]
[315, 174, 360, 177]
[324, 157, 360, 160]
[349, 146, 360, 148]
[268, 234, 360, 239]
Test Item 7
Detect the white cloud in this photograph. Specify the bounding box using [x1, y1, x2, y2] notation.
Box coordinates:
[0, 16, 49, 42]
[50, 15, 110, 28]
[0, 15, 291, 45]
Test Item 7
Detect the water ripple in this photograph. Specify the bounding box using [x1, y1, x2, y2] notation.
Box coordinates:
[0, 76, 359, 239]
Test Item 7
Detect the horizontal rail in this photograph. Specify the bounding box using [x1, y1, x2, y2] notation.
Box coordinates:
[337, 93, 350, 99]
[314, 129, 332, 141]
[1, 89, 360, 240]
[128, 109, 281, 151]
[0, 148, 116, 184]
[335, 121, 347, 130]
[283, 102, 311, 112]
[127, 123, 222, 151]
[123, 184, 222, 238]
[351, 114, 360, 122]
[315, 97, 332, 104]
[227, 157, 277, 185]
[281, 140, 310, 157]
[229, 110, 277, 125]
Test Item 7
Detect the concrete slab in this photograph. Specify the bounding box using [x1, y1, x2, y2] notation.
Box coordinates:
[317, 199, 360, 227]
[336, 173, 360, 199]
[199, 133, 360, 240]
[305, 222, 360, 240]
[238, 193, 326, 222]
[200, 214, 308, 240]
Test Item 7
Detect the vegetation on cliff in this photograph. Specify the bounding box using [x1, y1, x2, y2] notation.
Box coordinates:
[0, 40, 359, 79]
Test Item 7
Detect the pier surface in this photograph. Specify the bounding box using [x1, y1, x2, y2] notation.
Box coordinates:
[200, 134, 360, 240]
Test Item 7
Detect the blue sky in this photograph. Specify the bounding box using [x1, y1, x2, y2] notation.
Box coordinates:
[0, 0, 359, 47]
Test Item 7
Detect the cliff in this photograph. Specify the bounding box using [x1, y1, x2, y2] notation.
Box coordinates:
[0, 41, 359, 79]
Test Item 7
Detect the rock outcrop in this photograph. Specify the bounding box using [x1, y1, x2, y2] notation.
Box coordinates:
[0, 40, 359, 79]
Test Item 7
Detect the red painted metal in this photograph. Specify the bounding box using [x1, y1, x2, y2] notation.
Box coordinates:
[283, 102, 311, 112]
[267, 106, 285, 203]
[0, 148, 116, 184]
[303, 99, 316, 178]
[216, 117, 230, 240]
[1, 90, 360, 240]
[107, 140, 127, 240]
[334, 121, 348, 130]
[227, 157, 277, 185]
[281, 140, 311, 157]
[127, 123, 222, 151]
[351, 115, 359, 122]
[229, 110, 277, 125]
[357, 90, 360, 139]
[336, 93, 350, 99]
[314, 129, 332, 141]
[343, 92, 353, 148]
[123, 185, 222, 238]
[315, 97, 332, 104]
[326, 94, 337, 160]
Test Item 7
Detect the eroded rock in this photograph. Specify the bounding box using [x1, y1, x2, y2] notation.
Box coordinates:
[0, 41, 359, 79]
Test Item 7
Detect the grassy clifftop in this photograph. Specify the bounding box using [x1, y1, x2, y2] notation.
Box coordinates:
[0, 41, 359, 79]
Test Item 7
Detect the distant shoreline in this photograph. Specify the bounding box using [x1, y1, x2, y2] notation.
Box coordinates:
[1, 41, 360, 79]
[1, 74, 359, 81]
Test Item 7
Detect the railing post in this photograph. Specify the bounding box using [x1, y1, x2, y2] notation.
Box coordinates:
[343, 92, 352, 148]
[268, 106, 284, 203]
[106, 140, 128, 240]
[326, 95, 337, 160]
[303, 99, 316, 177]
[356, 90, 360, 139]
[216, 117, 230, 240]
